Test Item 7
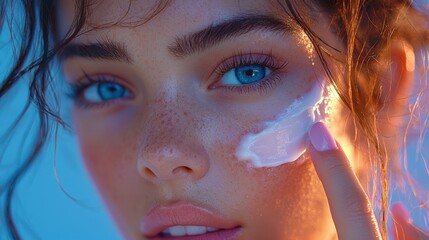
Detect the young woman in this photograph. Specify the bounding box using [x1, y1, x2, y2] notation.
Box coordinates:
[1, 0, 429, 239]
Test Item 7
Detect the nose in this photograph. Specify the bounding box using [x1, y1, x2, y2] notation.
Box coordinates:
[138, 143, 209, 182]
[137, 93, 210, 183]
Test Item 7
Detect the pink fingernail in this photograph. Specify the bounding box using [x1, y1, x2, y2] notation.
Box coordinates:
[309, 122, 338, 151]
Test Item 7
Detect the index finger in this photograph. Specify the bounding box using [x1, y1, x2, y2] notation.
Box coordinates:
[307, 122, 382, 240]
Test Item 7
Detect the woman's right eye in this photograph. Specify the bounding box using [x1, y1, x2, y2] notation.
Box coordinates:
[82, 82, 132, 102]
[68, 75, 133, 108]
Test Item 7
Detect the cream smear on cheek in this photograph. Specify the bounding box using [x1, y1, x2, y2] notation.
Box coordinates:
[235, 81, 330, 168]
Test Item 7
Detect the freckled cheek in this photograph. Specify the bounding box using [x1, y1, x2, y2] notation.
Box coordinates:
[208, 135, 325, 230]
[198, 114, 273, 195]
[200, 113, 263, 168]
[201, 110, 324, 216]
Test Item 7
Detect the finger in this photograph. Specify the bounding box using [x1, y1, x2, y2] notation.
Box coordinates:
[391, 203, 429, 240]
[308, 122, 382, 240]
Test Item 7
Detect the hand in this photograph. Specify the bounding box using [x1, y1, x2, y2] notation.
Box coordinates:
[307, 122, 381, 239]
[390, 202, 429, 240]
[307, 122, 429, 240]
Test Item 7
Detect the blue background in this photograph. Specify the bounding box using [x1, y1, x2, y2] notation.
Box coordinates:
[1, 1, 428, 239]
[0, 7, 122, 239]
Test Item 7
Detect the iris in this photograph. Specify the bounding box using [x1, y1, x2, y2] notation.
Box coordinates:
[234, 65, 267, 84]
[220, 65, 271, 86]
[97, 82, 127, 100]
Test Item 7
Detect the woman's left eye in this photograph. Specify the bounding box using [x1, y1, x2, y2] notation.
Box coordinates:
[220, 65, 272, 86]
[210, 54, 287, 93]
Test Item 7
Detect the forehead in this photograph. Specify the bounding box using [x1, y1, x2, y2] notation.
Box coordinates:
[56, 0, 344, 65]
[59, 0, 282, 19]
[57, 0, 304, 37]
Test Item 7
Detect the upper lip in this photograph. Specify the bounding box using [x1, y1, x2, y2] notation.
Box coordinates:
[141, 202, 240, 237]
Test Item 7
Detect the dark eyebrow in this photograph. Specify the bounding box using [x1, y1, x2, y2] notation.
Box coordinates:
[168, 14, 293, 58]
[59, 40, 132, 63]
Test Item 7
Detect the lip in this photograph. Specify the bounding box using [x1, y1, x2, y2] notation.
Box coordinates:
[141, 202, 241, 239]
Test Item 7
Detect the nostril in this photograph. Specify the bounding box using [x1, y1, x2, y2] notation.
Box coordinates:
[143, 167, 156, 178]
[172, 166, 193, 175]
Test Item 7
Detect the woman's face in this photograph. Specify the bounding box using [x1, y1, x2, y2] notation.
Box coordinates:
[60, 0, 343, 239]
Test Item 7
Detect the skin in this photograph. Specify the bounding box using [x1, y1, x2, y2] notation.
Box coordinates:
[58, 0, 429, 239]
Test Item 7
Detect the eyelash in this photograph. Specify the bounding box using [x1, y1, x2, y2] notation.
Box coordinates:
[67, 53, 288, 109]
[210, 52, 288, 94]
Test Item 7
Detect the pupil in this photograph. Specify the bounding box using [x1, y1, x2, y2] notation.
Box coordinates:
[235, 65, 266, 84]
[107, 86, 117, 92]
[98, 82, 124, 100]
[245, 69, 255, 77]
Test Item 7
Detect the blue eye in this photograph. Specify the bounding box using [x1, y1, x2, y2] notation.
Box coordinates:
[220, 65, 272, 86]
[83, 82, 131, 102]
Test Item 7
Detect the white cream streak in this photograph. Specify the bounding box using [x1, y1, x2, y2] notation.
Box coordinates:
[235, 82, 327, 167]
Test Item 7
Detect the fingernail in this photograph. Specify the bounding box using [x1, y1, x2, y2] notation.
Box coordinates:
[309, 122, 338, 151]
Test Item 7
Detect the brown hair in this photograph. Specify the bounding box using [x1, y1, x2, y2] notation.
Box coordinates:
[284, 1, 429, 239]
[0, 0, 428, 239]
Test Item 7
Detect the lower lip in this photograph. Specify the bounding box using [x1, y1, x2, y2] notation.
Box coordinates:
[147, 227, 242, 240]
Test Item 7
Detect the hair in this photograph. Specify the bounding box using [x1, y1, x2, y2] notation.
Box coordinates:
[0, 0, 428, 239]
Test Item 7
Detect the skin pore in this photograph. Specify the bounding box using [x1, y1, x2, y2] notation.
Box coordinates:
[58, 0, 351, 239]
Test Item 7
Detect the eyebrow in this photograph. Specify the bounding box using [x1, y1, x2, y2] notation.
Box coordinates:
[59, 40, 132, 63]
[168, 14, 294, 58]
[58, 14, 293, 63]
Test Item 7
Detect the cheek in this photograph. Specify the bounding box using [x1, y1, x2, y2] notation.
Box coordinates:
[199, 93, 333, 237]
[72, 109, 145, 198]
[73, 112, 151, 238]
[74, 111, 122, 170]
[208, 138, 332, 238]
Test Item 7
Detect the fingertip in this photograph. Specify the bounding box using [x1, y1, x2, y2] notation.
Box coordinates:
[307, 122, 345, 165]
[306, 122, 353, 185]
[309, 122, 338, 152]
